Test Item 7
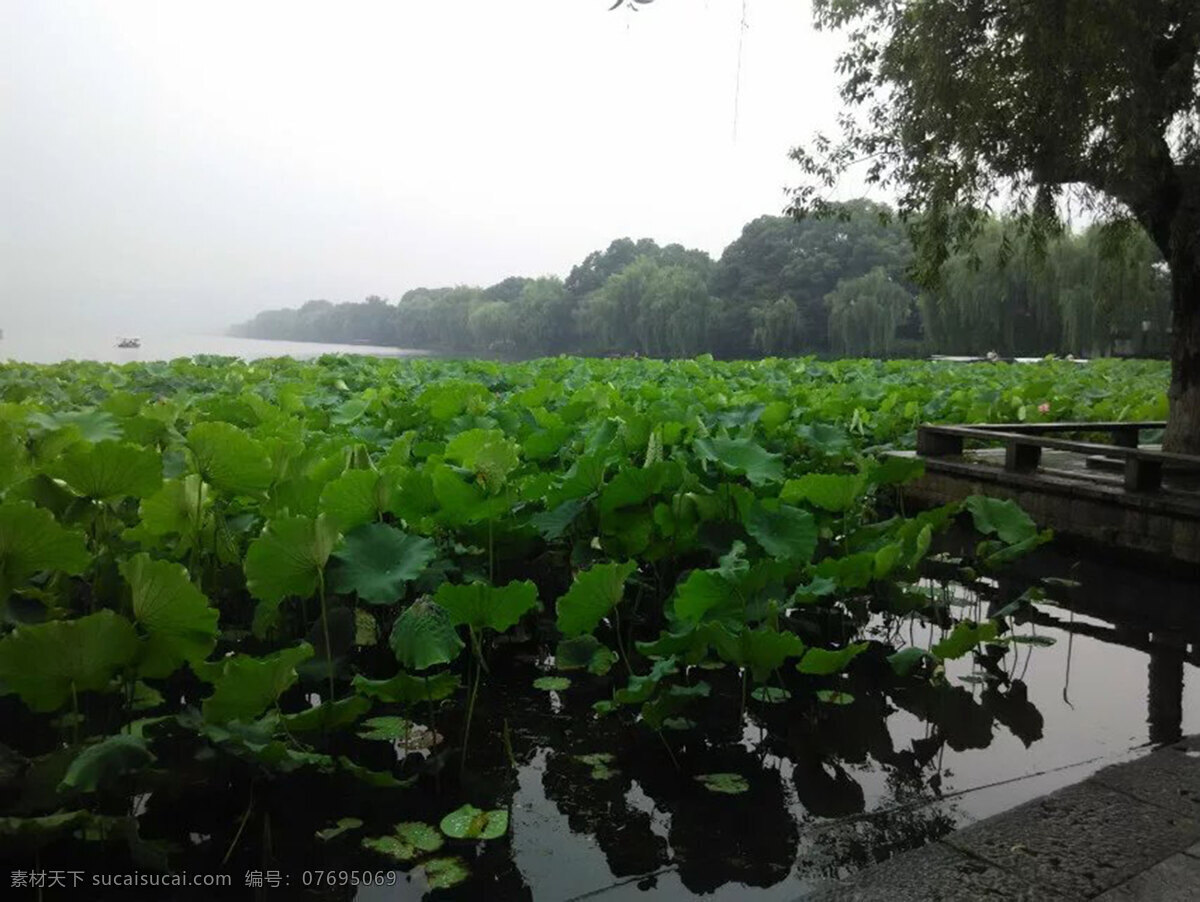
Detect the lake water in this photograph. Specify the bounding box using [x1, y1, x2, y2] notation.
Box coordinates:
[0, 329, 431, 364]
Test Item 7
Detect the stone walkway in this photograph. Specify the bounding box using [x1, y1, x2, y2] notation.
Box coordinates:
[805, 735, 1200, 900]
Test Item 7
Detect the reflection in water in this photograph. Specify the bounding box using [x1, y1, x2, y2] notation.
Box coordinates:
[1148, 634, 1186, 745]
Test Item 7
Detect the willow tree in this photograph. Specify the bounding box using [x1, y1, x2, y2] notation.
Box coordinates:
[785, 2, 1200, 452]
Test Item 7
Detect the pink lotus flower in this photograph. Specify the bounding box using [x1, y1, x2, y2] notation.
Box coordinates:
[1037, 403, 1051, 414]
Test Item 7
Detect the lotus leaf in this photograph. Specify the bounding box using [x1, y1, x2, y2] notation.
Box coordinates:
[421, 856, 470, 890]
[532, 676, 571, 691]
[0, 501, 90, 600]
[796, 642, 869, 676]
[352, 670, 461, 704]
[745, 502, 817, 563]
[121, 554, 219, 678]
[0, 610, 138, 712]
[59, 734, 154, 793]
[556, 561, 637, 637]
[439, 804, 508, 840]
[48, 440, 162, 500]
[187, 421, 272, 496]
[435, 579, 538, 634]
[329, 523, 435, 604]
[315, 818, 362, 842]
[693, 437, 783, 485]
[192, 643, 314, 724]
[695, 773, 749, 794]
[389, 598, 464, 671]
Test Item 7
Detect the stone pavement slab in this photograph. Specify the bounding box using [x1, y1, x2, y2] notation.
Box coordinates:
[1091, 744, 1200, 819]
[945, 780, 1200, 898]
[1092, 852, 1200, 900]
[802, 841, 1046, 901]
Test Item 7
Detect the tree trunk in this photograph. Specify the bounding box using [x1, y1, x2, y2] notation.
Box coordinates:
[1162, 252, 1200, 454]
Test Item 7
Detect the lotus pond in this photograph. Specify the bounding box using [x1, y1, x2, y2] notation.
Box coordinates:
[0, 354, 1187, 900]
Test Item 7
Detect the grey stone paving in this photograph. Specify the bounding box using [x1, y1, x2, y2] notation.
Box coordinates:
[802, 737, 1200, 901]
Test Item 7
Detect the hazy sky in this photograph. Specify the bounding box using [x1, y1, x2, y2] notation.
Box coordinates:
[2, 0, 853, 334]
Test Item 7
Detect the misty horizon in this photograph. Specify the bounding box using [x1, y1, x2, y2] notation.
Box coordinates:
[2, 0, 852, 336]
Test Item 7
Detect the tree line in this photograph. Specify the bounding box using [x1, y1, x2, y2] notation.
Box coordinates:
[231, 199, 1170, 359]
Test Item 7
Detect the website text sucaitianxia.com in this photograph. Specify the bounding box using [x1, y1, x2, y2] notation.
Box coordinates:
[11, 870, 405, 890]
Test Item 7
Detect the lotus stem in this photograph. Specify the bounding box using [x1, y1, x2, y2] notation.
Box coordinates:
[317, 571, 335, 704]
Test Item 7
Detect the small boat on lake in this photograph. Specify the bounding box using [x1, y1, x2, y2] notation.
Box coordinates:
[116, 337, 141, 349]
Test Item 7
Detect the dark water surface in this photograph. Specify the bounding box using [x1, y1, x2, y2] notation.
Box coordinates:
[4, 542, 1197, 900]
[345, 544, 1200, 901]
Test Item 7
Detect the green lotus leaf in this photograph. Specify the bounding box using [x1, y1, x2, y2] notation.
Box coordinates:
[530, 497, 588, 541]
[533, 676, 571, 691]
[574, 753, 618, 780]
[389, 598, 464, 671]
[356, 715, 415, 741]
[0, 501, 90, 600]
[244, 515, 340, 634]
[869, 455, 925, 486]
[751, 685, 791, 703]
[48, 440, 162, 500]
[672, 569, 737, 624]
[352, 670, 461, 704]
[932, 620, 999, 660]
[780, 473, 866, 512]
[315, 818, 363, 842]
[59, 734, 155, 793]
[815, 689, 855, 705]
[0, 810, 94, 840]
[555, 635, 616, 675]
[439, 804, 508, 840]
[120, 554, 219, 679]
[0, 610, 138, 712]
[556, 560, 637, 637]
[328, 523, 435, 605]
[1007, 634, 1057, 646]
[695, 773, 748, 794]
[187, 421, 273, 496]
[28, 409, 122, 443]
[796, 641, 869, 676]
[421, 856, 470, 890]
[887, 646, 933, 676]
[613, 656, 678, 705]
[319, 469, 384, 532]
[138, 475, 209, 538]
[715, 627, 807, 683]
[444, 428, 520, 489]
[282, 696, 371, 733]
[192, 643, 314, 724]
[964, 495, 1039, 545]
[398, 821, 443, 854]
[435, 579, 538, 634]
[745, 502, 817, 564]
[598, 462, 677, 514]
[693, 437, 783, 485]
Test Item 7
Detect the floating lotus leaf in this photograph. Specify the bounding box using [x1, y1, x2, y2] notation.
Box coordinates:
[751, 686, 791, 703]
[695, 773, 749, 794]
[439, 804, 508, 840]
[315, 818, 362, 842]
[532, 676, 571, 691]
[574, 753, 618, 780]
[421, 856, 470, 890]
[329, 523, 435, 604]
[362, 821, 444, 860]
[815, 689, 856, 705]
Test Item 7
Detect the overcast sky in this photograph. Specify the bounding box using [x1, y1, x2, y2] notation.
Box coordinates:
[1, 0, 853, 334]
